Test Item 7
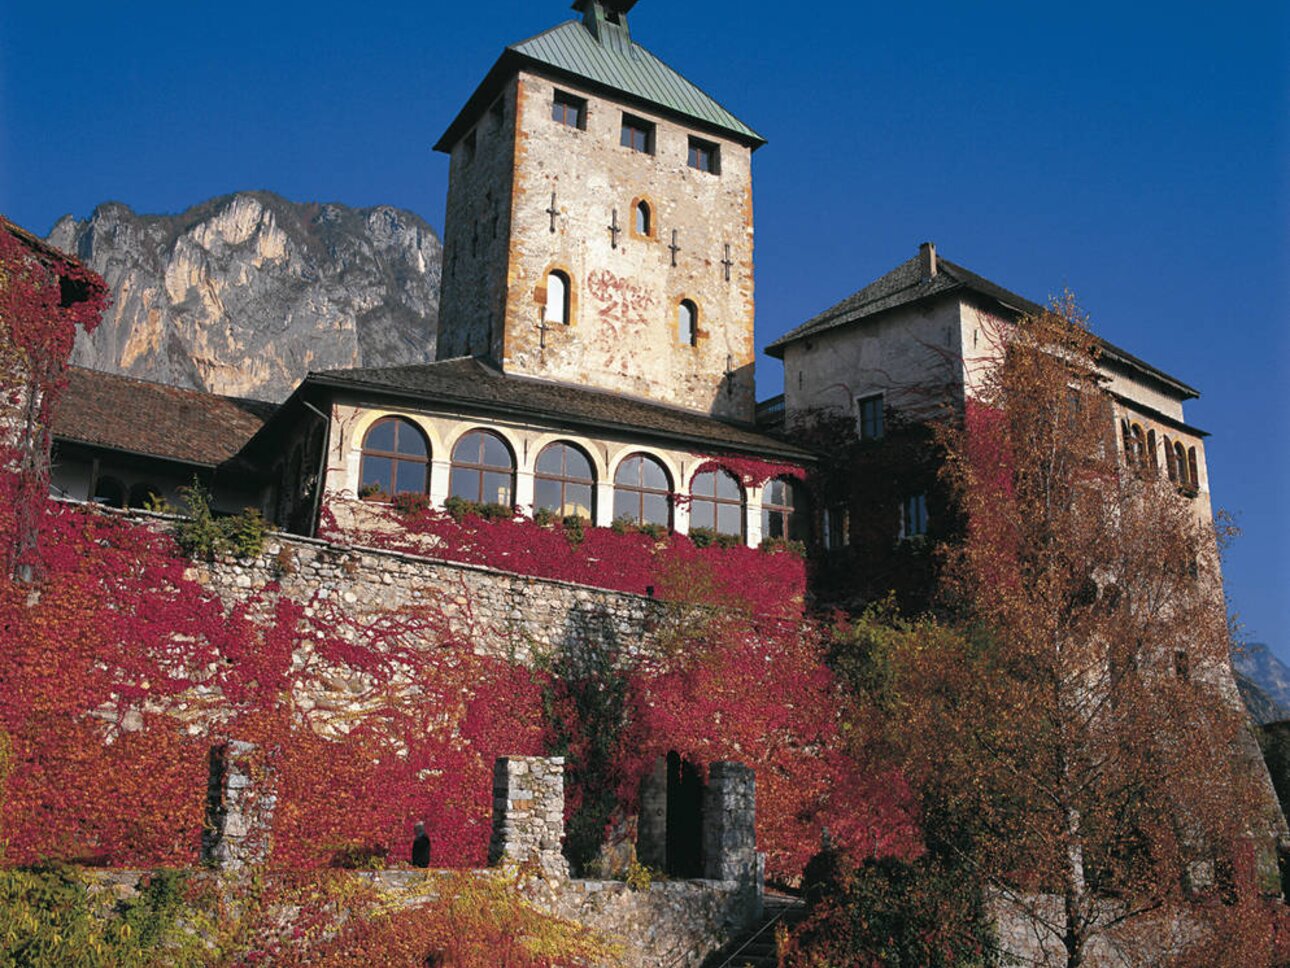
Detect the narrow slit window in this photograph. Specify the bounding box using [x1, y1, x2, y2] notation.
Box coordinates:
[545, 270, 570, 325]
[677, 300, 697, 346]
[635, 200, 651, 236]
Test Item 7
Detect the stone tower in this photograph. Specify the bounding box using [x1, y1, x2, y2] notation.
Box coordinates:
[433, 0, 765, 422]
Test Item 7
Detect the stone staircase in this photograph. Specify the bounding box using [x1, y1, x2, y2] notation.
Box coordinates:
[699, 893, 806, 968]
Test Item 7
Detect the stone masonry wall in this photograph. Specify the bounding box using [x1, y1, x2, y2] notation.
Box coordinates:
[189, 528, 666, 665]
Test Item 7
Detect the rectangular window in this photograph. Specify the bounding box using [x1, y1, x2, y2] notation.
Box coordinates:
[688, 137, 720, 173]
[552, 90, 586, 129]
[901, 494, 928, 539]
[620, 114, 655, 154]
[857, 393, 884, 440]
[823, 507, 849, 550]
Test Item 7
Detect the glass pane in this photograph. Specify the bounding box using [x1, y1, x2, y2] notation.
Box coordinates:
[395, 421, 427, 457]
[536, 444, 565, 476]
[361, 456, 393, 497]
[789, 510, 809, 544]
[766, 478, 786, 507]
[365, 419, 396, 453]
[483, 471, 513, 506]
[449, 467, 480, 502]
[394, 459, 427, 496]
[692, 471, 714, 498]
[715, 470, 741, 501]
[482, 434, 512, 470]
[452, 431, 481, 463]
[613, 490, 637, 523]
[763, 510, 782, 539]
[546, 273, 566, 324]
[534, 477, 562, 512]
[717, 503, 742, 537]
[615, 456, 640, 486]
[690, 499, 715, 531]
[564, 445, 593, 481]
[640, 457, 668, 491]
[564, 483, 593, 518]
[636, 203, 649, 235]
[642, 492, 669, 527]
[678, 303, 694, 344]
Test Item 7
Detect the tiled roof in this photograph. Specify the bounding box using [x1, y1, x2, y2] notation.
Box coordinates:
[436, 14, 763, 151]
[765, 250, 1199, 399]
[53, 367, 278, 466]
[306, 357, 812, 461]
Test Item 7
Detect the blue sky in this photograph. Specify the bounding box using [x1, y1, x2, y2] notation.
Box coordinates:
[2, 1, 1287, 660]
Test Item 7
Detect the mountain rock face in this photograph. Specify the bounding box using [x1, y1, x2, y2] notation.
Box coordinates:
[46, 192, 442, 401]
[1232, 643, 1290, 725]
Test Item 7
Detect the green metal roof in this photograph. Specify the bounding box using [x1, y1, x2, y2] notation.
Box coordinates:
[435, 10, 764, 152]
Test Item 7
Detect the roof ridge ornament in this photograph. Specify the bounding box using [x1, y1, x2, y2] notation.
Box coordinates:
[573, 0, 635, 46]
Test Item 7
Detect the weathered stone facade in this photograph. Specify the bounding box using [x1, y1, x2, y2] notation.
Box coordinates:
[490, 756, 571, 880]
[202, 740, 276, 871]
[437, 15, 758, 421]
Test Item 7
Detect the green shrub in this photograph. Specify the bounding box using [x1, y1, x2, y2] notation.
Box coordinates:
[443, 496, 513, 522]
[170, 482, 267, 561]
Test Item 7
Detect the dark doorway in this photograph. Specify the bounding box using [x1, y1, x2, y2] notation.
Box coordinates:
[665, 751, 704, 877]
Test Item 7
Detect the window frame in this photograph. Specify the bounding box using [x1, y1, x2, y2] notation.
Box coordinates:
[551, 89, 587, 130]
[690, 467, 745, 539]
[761, 476, 810, 544]
[612, 453, 673, 529]
[901, 493, 929, 540]
[449, 429, 516, 508]
[677, 298, 699, 347]
[359, 416, 431, 502]
[533, 441, 596, 520]
[687, 136, 720, 174]
[620, 113, 656, 154]
[857, 393, 885, 440]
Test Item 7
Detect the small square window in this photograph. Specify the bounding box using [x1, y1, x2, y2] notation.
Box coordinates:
[620, 114, 655, 154]
[901, 494, 928, 539]
[688, 137, 720, 174]
[552, 90, 586, 130]
[857, 393, 884, 440]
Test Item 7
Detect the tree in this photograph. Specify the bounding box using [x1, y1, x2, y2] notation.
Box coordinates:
[833, 300, 1286, 967]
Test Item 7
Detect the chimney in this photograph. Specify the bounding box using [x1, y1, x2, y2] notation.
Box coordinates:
[919, 241, 938, 282]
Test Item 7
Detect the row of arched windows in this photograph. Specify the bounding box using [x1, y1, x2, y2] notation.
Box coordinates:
[542, 268, 700, 347]
[358, 417, 809, 539]
[1120, 419, 1199, 492]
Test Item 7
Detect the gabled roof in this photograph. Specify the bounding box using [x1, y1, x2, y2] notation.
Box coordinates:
[435, 14, 764, 152]
[765, 249, 1200, 400]
[53, 367, 278, 467]
[298, 356, 811, 461]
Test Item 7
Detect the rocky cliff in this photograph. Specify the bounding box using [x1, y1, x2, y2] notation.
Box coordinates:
[46, 192, 441, 401]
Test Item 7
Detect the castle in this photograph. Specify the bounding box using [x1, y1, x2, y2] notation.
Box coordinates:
[46, 0, 1215, 563]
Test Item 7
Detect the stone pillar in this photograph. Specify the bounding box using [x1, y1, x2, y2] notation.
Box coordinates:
[489, 755, 569, 880]
[637, 756, 668, 871]
[703, 761, 762, 914]
[202, 740, 276, 870]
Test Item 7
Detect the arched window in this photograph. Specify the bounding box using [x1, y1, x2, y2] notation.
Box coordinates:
[92, 476, 125, 508]
[450, 429, 515, 507]
[678, 299, 697, 346]
[635, 200, 651, 236]
[545, 270, 569, 325]
[128, 482, 161, 510]
[1164, 435, 1177, 481]
[1130, 424, 1146, 470]
[1187, 447, 1199, 492]
[1174, 441, 1189, 488]
[613, 453, 671, 528]
[761, 476, 810, 543]
[690, 467, 744, 538]
[360, 417, 429, 500]
[1146, 429, 1158, 474]
[534, 441, 595, 518]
